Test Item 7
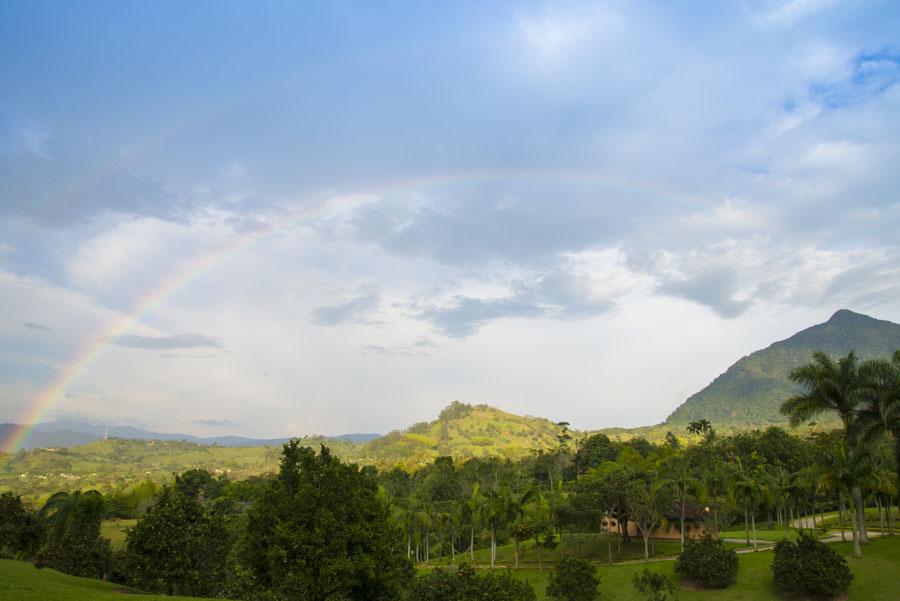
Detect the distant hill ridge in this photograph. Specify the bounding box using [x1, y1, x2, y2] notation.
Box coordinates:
[0, 419, 380, 452]
[665, 309, 900, 426]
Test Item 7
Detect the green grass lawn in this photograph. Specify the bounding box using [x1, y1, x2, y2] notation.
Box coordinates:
[718, 527, 794, 542]
[99, 518, 136, 551]
[463, 535, 900, 600]
[0, 559, 211, 601]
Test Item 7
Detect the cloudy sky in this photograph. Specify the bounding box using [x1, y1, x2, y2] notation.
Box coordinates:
[1, 1, 899, 438]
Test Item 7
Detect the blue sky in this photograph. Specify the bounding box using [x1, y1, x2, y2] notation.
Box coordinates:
[1, 0, 900, 436]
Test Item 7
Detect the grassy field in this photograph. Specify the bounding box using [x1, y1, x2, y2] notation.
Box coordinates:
[99, 518, 136, 551]
[718, 527, 795, 542]
[0, 559, 210, 601]
[459, 536, 900, 600]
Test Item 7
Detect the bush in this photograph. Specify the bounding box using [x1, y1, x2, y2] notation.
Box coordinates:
[408, 564, 536, 601]
[546, 556, 599, 601]
[772, 531, 853, 599]
[632, 568, 678, 601]
[674, 535, 738, 589]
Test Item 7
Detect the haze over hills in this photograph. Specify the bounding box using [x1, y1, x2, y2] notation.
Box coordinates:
[666, 309, 900, 426]
[0, 420, 380, 452]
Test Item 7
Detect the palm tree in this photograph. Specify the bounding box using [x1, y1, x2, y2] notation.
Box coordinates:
[656, 455, 705, 550]
[818, 441, 861, 555]
[857, 352, 900, 504]
[501, 485, 537, 569]
[39, 489, 104, 547]
[463, 483, 483, 561]
[772, 466, 799, 540]
[781, 351, 869, 543]
[728, 461, 773, 552]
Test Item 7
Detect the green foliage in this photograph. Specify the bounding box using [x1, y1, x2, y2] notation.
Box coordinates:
[632, 568, 678, 601]
[667, 309, 900, 426]
[546, 556, 599, 601]
[772, 530, 853, 599]
[407, 563, 536, 601]
[674, 535, 737, 589]
[0, 492, 42, 558]
[119, 474, 230, 597]
[238, 443, 412, 601]
[36, 490, 111, 579]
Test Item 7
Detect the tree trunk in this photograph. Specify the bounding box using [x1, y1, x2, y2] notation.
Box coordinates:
[888, 496, 895, 537]
[877, 496, 885, 535]
[514, 538, 519, 569]
[470, 523, 474, 561]
[680, 495, 686, 550]
[490, 524, 496, 569]
[854, 486, 870, 543]
[751, 511, 758, 552]
[838, 493, 846, 542]
[744, 506, 750, 545]
[642, 533, 649, 563]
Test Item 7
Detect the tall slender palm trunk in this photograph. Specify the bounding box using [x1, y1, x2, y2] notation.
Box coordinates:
[853, 487, 869, 544]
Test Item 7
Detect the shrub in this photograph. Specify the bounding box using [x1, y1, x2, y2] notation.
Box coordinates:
[772, 531, 852, 599]
[408, 564, 537, 601]
[632, 568, 678, 601]
[674, 535, 738, 589]
[546, 556, 599, 601]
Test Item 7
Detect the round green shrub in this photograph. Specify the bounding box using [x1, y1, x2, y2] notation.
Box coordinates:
[674, 535, 738, 589]
[546, 556, 600, 601]
[408, 563, 536, 601]
[772, 531, 853, 599]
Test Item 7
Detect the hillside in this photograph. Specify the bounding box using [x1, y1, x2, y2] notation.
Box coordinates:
[0, 402, 564, 498]
[360, 401, 564, 468]
[0, 436, 357, 500]
[0, 558, 209, 600]
[666, 309, 900, 426]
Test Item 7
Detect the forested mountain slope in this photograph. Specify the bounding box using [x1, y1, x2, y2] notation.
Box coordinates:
[665, 309, 900, 426]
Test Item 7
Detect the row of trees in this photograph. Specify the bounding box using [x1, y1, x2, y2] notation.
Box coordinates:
[781, 350, 900, 556]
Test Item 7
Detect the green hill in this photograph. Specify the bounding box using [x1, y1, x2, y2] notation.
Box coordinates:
[665, 309, 900, 426]
[359, 401, 564, 468]
[0, 402, 564, 498]
[0, 558, 210, 600]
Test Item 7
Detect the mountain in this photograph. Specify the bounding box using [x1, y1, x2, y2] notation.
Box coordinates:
[665, 309, 900, 426]
[0, 419, 380, 451]
[0, 424, 97, 450]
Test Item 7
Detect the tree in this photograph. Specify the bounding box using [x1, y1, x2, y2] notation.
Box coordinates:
[772, 531, 852, 599]
[121, 476, 230, 597]
[728, 460, 772, 552]
[687, 419, 715, 443]
[546, 556, 599, 601]
[857, 352, 900, 502]
[501, 485, 537, 569]
[781, 351, 869, 544]
[656, 455, 705, 551]
[238, 443, 412, 601]
[627, 474, 667, 562]
[37, 489, 110, 578]
[0, 492, 42, 557]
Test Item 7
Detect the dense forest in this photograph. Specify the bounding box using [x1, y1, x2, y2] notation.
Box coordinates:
[1, 350, 898, 600]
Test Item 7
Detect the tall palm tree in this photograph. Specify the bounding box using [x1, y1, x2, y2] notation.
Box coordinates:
[500, 485, 537, 569]
[818, 441, 863, 556]
[728, 461, 773, 552]
[39, 489, 104, 547]
[781, 351, 869, 543]
[857, 352, 900, 501]
[656, 455, 705, 550]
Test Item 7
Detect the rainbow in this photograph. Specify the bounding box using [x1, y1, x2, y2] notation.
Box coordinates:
[1, 168, 665, 456]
